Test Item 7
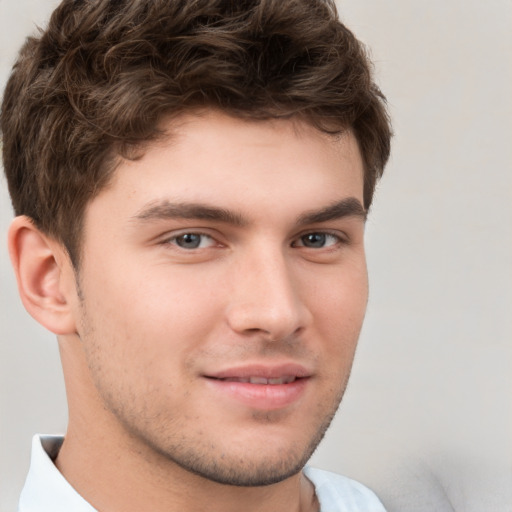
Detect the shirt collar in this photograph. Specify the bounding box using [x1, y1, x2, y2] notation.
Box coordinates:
[18, 435, 96, 512]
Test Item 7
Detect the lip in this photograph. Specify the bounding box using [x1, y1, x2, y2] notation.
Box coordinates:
[203, 363, 312, 411]
[207, 363, 312, 380]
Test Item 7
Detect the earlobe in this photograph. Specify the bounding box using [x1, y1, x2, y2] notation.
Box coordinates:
[8, 216, 78, 335]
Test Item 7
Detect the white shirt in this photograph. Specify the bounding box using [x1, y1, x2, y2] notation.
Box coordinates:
[19, 435, 386, 512]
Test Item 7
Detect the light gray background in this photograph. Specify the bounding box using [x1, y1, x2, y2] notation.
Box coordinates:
[1, 1, 511, 511]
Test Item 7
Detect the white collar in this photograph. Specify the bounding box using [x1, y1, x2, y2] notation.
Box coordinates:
[18, 435, 96, 512]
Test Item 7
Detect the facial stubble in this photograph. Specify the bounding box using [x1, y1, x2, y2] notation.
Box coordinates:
[75, 282, 354, 488]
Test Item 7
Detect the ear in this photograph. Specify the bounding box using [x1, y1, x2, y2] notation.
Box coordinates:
[8, 216, 78, 335]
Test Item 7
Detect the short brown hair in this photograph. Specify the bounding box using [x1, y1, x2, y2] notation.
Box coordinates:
[1, 0, 391, 266]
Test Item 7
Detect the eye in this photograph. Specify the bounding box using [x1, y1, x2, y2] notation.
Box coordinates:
[168, 232, 216, 250]
[294, 232, 341, 249]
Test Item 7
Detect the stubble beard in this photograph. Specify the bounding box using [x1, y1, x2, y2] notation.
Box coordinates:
[76, 286, 353, 488]
[118, 378, 350, 488]
[167, 398, 345, 487]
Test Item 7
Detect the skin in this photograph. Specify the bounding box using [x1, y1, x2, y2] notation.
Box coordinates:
[9, 111, 368, 512]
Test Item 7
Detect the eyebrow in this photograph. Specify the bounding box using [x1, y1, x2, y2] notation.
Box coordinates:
[131, 197, 366, 227]
[132, 201, 247, 226]
[297, 198, 367, 224]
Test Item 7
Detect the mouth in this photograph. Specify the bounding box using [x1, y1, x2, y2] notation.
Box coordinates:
[210, 375, 299, 385]
[205, 362, 311, 381]
[203, 364, 311, 410]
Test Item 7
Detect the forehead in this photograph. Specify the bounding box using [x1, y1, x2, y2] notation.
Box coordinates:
[87, 111, 365, 226]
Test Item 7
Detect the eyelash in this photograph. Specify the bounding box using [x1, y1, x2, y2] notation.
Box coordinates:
[164, 232, 218, 250]
[292, 231, 346, 249]
[162, 230, 347, 251]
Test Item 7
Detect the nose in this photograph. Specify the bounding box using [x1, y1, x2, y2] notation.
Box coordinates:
[225, 248, 312, 342]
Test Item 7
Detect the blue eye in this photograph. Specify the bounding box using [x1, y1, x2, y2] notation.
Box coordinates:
[297, 232, 340, 248]
[171, 233, 215, 249]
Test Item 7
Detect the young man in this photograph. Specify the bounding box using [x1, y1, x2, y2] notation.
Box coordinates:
[2, 1, 391, 511]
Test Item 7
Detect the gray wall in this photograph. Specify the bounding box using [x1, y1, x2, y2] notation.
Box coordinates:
[1, 1, 511, 511]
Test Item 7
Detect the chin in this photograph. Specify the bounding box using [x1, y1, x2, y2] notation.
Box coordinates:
[172, 449, 312, 487]
[150, 414, 334, 487]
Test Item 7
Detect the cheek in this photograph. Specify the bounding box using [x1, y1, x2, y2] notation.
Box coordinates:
[307, 262, 368, 353]
[76, 270, 223, 414]
[79, 260, 227, 367]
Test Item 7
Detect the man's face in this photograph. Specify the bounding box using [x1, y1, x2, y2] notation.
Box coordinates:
[72, 111, 368, 486]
